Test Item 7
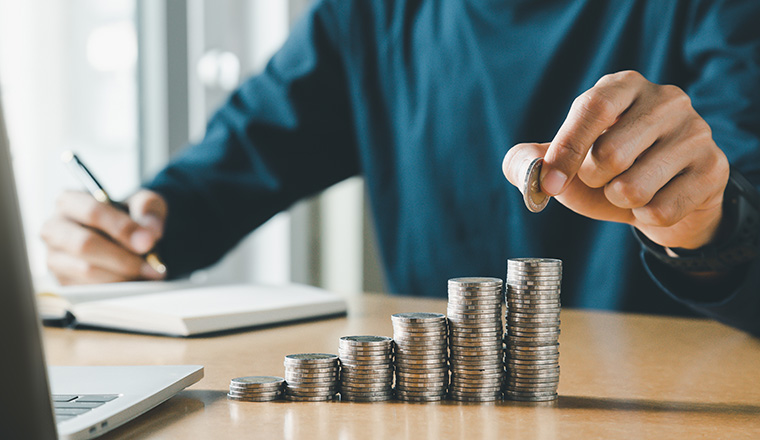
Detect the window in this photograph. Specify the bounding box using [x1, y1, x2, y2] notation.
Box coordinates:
[0, 0, 139, 276]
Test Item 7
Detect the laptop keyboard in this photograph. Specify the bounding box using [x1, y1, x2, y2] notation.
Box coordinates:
[52, 394, 120, 423]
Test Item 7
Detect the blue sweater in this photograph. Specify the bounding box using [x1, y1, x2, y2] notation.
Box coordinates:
[148, 0, 760, 335]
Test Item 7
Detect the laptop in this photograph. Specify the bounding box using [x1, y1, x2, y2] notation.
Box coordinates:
[0, 92, 204, 439]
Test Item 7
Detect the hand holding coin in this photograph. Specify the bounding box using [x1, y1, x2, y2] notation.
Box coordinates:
[502, 70, 730, 251]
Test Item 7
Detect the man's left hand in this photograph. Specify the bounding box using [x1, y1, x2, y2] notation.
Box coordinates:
[503, 70, 729, 250]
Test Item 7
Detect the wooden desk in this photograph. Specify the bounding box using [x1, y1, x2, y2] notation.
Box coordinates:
[43, 294, 760, 439]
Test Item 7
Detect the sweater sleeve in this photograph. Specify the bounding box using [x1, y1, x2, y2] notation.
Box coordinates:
[145, 1, 358, 277]
[641, 0, 760, 335]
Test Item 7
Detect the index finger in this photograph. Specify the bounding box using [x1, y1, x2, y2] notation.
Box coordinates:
[541, 73, 643, 196]
[55, 191, 156, 254]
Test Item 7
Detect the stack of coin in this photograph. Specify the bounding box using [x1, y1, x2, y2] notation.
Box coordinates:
[447, 277, 505, 402]
[504, 258, 562, 402]
[228, 376, 285, 401]
[391, 313, 449, 401]
[283, 353, 340, 401]
[338, 336, 394, 402]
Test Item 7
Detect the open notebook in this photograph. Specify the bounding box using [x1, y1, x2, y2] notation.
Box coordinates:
[36, 281, 347, 337]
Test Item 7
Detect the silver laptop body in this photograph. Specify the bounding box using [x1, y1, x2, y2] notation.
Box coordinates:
[0, 89, 203, 439]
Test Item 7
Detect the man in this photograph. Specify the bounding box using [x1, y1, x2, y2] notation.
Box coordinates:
[41, 1, 760, 335]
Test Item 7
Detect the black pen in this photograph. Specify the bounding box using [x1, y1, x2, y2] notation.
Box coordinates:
[61, 151, 167, 275]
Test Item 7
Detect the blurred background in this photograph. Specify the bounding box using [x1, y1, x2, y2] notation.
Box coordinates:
[0, 0, 385, 296]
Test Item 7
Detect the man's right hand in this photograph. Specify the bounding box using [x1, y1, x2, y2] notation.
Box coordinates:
[41, 189, 168, 285]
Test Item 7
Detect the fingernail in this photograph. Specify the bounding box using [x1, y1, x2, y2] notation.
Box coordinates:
[131, 229, 154, 254]
[541, 169, 568, 196]
[135, 214, 163, 238]
[140, 262, 165, 279]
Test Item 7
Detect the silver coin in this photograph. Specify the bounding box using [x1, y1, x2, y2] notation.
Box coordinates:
[284, 394, 338, 402]
[507, 354, 560, 363]
[451, 370, 504, 378]
[392, 328, 448, 335]
[507, 273, 563, 280]
[447, 284, 503, 292]
[338, 350, 393, 358]
[394, 388, 448, 396]
[507, 311, 560, 319]
[505, 380, 558, 388]
[339, 353, 394, 360]
[506, 371, 560, 379]
[339, 341, 393, 349]
[392, 312, 446, 322]
[228, 386, 284, 396]
[394, 347, 447, 355]
[449, 394, 502, 402]
[285, 389, 339, 397]
[447, 302, 503, 311]
[395, 366, 449, 375]
[284, 364, 339, 372]
[340, 335, 393, 345]
[450, 339, 503, 347]
[506, 328, 560, 336]
[507, 379, 559, 387]
[507, 304, 561, 311]
[447, 301, 503, 309]
[505, 320, 561, 329]
[284, 353, 339, 363]
[448, 277, 503, 287]
[504, 351, 559, 360]
[506, 283, 562, 290]
[341, 395, 395, 401]
[228, 387, 283, 396]
[447, 290, 503, 298]
[339, 364, 393, 371]
[340, 383, 392, 392]
[396, 372, 450, 380]
[506, 323, 560, 331]
[340, 376, 394, 385]
[506, 311, 561, 319]
[340, 391, 395, 399]
[340, 394, 394, 400]
[451, 377, 504, 386]
[508, 257, 562, 266]
[227, 393, 282, 402]
[507, 293, 561, 301]
[230, 376, 285, 386]
[395, 395, 445, 402]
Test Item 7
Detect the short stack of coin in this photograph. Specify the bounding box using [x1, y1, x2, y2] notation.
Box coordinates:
[504, 258, 562, 402]
[338, 336, 394, 402]
[391, 313, 449, 402]
[283, 353, 340, 401]
[447, 277, 505, 402]
[228, 376, 285, 401]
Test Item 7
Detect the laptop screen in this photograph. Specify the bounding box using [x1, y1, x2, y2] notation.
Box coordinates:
[0, 92, 58, 438]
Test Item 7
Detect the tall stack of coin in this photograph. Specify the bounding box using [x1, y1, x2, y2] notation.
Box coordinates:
[283, 353, 340, 401]
[504, 258, 562, 401]
[391, 313, 449, 401]
[228, 376, 285, 401]
[338, 336, 394, 402]
[447, 277, 505, 402]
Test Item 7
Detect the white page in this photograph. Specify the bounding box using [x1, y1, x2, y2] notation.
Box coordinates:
[72, 283, 348, 336]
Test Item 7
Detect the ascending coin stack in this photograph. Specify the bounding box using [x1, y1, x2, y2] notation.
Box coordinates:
[228, 376, 285, 401]
[338, 336, 394, 402]
[283, 353, 340, 401]
[391, 313, 449, 402]
[504, 258, 562, 401]
[447, 277, 505, 402]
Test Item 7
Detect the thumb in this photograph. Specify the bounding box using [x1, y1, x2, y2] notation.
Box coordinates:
[126, 190, 167, 241]
[502, 142, 551, 193]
